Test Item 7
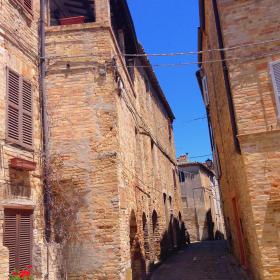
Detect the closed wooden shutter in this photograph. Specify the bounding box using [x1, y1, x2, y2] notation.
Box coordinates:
[7, 69, 33, 149]
[22, 80, 33, 147]
[270, 61, 280, 119]
[4, 209, 33, 272]
[7, 70, 20, 144]
[23, 0, 32, 11]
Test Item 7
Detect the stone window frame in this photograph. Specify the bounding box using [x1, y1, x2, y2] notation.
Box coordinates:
[269, 60, 280, 120]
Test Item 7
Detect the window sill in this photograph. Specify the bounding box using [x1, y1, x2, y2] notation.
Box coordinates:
[5, 141, 34, 154]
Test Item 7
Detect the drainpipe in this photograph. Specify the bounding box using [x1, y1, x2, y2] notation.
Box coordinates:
[40, 0, 51, 251]
[212, 0, 240, 152]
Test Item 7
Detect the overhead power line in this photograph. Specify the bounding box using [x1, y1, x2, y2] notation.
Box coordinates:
[189, 154, 212, 159]
[120, 38, 280, 57]
[116, 49, 280, 68]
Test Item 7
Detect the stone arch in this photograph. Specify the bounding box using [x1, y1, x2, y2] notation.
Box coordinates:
[142, 212, 150, 261]
[130, 210, 145, 280]
[152, 210, 160, 261]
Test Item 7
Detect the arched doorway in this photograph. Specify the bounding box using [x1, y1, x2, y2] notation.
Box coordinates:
[152, 210, 160, 262]
[130, 210, 145, 280]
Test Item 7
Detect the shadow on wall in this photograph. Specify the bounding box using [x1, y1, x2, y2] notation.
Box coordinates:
[130, 210, 189, 280]
[201, 209, 225, 242]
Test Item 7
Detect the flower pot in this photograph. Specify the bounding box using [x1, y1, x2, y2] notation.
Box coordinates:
[59, 16, 85, 26]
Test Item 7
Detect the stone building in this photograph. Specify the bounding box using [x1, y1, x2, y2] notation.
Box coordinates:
[0, 0, 50, 279]
[177, 155, 224, 242]
[0, 0, 183, 279]
[197, 0, 280, 279]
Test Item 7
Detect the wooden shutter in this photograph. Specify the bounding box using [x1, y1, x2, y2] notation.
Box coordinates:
[22, 80, 33, 148]
[4, 209, 33, 272]
[270, 60, 280, 119]
[23, 0, 32, 11]
[3, 209, 17, 272]
[18, 211, 32, 270]
[7, 69, 20, 145]
[7, 69, 33, 149]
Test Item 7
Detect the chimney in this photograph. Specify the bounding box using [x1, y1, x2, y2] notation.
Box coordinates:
[177, 154, 189, 164]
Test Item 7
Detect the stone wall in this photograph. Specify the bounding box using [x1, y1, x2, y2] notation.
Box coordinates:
[201, 0, 280, 279]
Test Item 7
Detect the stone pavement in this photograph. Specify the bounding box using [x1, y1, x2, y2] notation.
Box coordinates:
[151, 241, 249, 280]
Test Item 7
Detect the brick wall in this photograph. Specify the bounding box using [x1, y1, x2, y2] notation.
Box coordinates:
[201, 0, 280, 279]
[44, 1, 182, 279]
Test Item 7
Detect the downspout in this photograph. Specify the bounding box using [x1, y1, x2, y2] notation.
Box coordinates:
[212, 0, 241, 152]
[39, 0, 51, 278]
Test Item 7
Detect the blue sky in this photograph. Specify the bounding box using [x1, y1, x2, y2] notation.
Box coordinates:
[127, 0, 212, 161]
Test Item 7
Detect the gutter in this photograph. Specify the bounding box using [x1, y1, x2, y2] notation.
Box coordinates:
[211, 0, 241, 152]
[40, 0, 51, 243]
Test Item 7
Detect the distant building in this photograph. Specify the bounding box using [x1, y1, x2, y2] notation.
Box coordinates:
[177, 155, 225, 242]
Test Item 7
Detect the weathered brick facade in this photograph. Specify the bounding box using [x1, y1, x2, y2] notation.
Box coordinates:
[43, 0, 182, 279]
[0, 0, 182, 279]
[198, 0, 280, 279]
[0, 0, 49, 278]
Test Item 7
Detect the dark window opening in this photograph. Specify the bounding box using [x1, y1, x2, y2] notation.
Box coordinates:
[50, 0, 96, 26]
[179, 171, 185, 183]
[110, 0, 138, 82]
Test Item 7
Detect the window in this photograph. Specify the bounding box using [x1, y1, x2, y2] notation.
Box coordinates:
[14, 0, 33, 14]
[172, 169, 177, 190]
[168, 119, 173, 141]
[213, 144, 221, 179]
[270, 60, 280, 119]
[179, 171, 185, 183]
[50, 0, 96, 26]
[4, 209, 33, 272]
[6, 68, 33, 149]
[202, 76, 210, 107]
[144, 77, 150, 92]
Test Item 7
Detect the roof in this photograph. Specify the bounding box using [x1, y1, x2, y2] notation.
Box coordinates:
[119, 0, 175, 121]
[178, 161, 215, 177]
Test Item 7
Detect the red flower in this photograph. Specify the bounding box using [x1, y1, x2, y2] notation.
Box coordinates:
[26, 265, 32, 270]
[12, 272, 18, 276]
[19, 270, 30, 278]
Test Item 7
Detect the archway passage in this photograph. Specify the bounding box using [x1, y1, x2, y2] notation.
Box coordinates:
[142, 213, 150, 261]
[152, 210, 160, 262]
[130, 210, 146, 280]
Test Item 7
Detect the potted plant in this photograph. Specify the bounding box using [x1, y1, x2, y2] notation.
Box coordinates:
[59, 16, 86, 26]
[9, 266, 34, 280]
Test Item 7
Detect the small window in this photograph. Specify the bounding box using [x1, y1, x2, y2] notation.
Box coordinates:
[172, 169, 177, 190]
[270, 60, 280, 119]
[50, 0, 96, 26]
[179, 171, 185, 183]
[144, 77, 150, 92]
[4, 209, 33, 272]
[213, 144, 221, 179]
[168, 119, 173, 141]
[202, 76, 210, 107]
[6, 68, 33, 149]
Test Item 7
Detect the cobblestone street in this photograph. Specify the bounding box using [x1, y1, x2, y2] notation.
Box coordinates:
[151, 241, 249, 280]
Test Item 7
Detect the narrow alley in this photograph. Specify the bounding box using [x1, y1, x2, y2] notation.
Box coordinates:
[151, 241, 248, 280]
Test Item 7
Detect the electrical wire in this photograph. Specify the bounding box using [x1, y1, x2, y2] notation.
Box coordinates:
[120, 38, 280, 57]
